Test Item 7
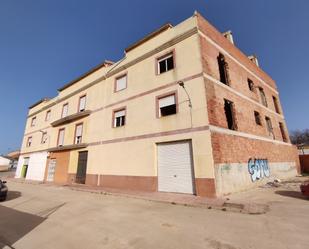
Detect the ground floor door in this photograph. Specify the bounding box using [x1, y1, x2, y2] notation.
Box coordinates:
[46, 159, 56, 182]
[21, 158, 29, 178]
[157, 141, 195, 194]
[76, 151, 88, 184]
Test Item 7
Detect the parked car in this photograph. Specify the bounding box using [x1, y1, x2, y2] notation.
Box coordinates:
[300, 181, 309, 197]
[0, 180, 8, 201]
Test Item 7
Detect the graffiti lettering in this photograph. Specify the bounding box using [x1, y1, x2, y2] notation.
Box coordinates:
[248, 158, 270, 182]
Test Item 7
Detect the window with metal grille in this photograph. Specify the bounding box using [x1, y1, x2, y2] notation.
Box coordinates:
[224, 99, 237, 130]
[157, 53, 174, 74]
[254, 111, 262, 125]
[75, 124, 83, 144]
[114, 109, 126, 127]
[217, 53, 230, 85]
[158, 94, 176, 117]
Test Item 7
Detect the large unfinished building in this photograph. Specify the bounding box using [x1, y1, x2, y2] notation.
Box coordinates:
[16, 12, 299, 197]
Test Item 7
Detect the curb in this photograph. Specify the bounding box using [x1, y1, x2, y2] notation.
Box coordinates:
[6, 178, 268, 215]
[68, 186, 268, 215]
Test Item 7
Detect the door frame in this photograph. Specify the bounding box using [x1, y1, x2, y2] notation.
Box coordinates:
[21, 157, 30, 178]
[76, 150, 88, 184]
[46, 158, 56, 182]
[156, 139, 196, 195]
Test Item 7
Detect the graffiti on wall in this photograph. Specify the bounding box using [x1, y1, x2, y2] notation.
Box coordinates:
[248, 158, 270, 182]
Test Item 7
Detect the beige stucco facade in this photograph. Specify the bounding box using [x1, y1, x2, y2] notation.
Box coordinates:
[16, 12, 298, 197]
[17, 13, 218, 196]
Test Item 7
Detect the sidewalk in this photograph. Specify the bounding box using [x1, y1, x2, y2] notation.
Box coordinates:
[5, 175, 274, 214]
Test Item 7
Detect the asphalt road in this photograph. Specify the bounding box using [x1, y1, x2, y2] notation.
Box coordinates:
[0, 179, 308, 249]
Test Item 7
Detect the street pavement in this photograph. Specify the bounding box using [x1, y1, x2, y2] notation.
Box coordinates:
[0, 176, 308, 249]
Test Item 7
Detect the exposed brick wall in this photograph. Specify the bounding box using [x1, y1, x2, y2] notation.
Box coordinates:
[196, 13, 276, 89]
[199, 36, 282, 115]
[198, 33, 290, 140]
[211, 132, 300, 172]
[196, 13, 299, 175]
[197, 12, 291, 143]
[204, 78, 289, 141]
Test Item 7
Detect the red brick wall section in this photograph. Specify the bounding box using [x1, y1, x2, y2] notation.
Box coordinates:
[197, 13, 291, 144]
[196, 12, 276, 89]
[204, 79, 289, 142]
[299, 155, 309, 173]
[199, 36, 281, 114]
[211, 133, 300, 173]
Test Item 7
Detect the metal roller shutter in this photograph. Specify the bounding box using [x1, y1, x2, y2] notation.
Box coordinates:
[157, 141, 195, 194]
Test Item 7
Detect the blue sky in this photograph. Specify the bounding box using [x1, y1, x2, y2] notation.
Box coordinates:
[0, 0, 308, 154]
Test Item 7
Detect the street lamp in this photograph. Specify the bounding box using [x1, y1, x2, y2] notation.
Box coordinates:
[178, 81, 193, 127]
[178, 81, 192, 108]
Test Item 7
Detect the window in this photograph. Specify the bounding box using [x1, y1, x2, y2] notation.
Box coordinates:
[78, 95, 86, 112]
[26, 137, 32, 147]
[265, 117, 274, 138]
[62, 103, 69, 118]
[57, 129, 65, 146]
[157, 52, 174, 74]
[74, 123, 83, 144]
[279, 122, 287, 142]
[41, 132, 48, 144]
[115, 74, 127, 92]
[158, 93, 177, 117]
[45, 110, 51, 121]
[224, 99, 237, 130]
[259, 88, 268, 107]
[272, 96, 280, 114]
[248, 78, 254, 92]
[31, 117, 36, 127]
[217, 53, 230, 85]
[254, 111, 262, 126]
[113, 109, 126, 127]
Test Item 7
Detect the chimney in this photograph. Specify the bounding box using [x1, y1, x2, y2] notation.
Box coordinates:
[102, 60, 114, 67]
[223, 30, 234, 44]
[248, 55, 259, 67]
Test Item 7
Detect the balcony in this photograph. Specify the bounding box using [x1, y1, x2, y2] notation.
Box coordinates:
[48, 143, 88, 152]
[51, 110, 91, 127]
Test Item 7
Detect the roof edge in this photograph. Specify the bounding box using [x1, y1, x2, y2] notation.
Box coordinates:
[124, 23, 173, 53]
[57, 60, 114, 92]
[28, 98, 50, 109]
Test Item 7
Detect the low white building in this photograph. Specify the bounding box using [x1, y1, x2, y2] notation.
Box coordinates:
[0, 156, 10, 172]
[16, 152, 48, 181]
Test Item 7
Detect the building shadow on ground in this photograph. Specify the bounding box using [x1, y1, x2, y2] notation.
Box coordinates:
[0, 205, 46, 249]
[275, 190, 309, 200]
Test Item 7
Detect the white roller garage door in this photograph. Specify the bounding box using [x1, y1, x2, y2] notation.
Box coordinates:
[157, 141, 195, 194]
